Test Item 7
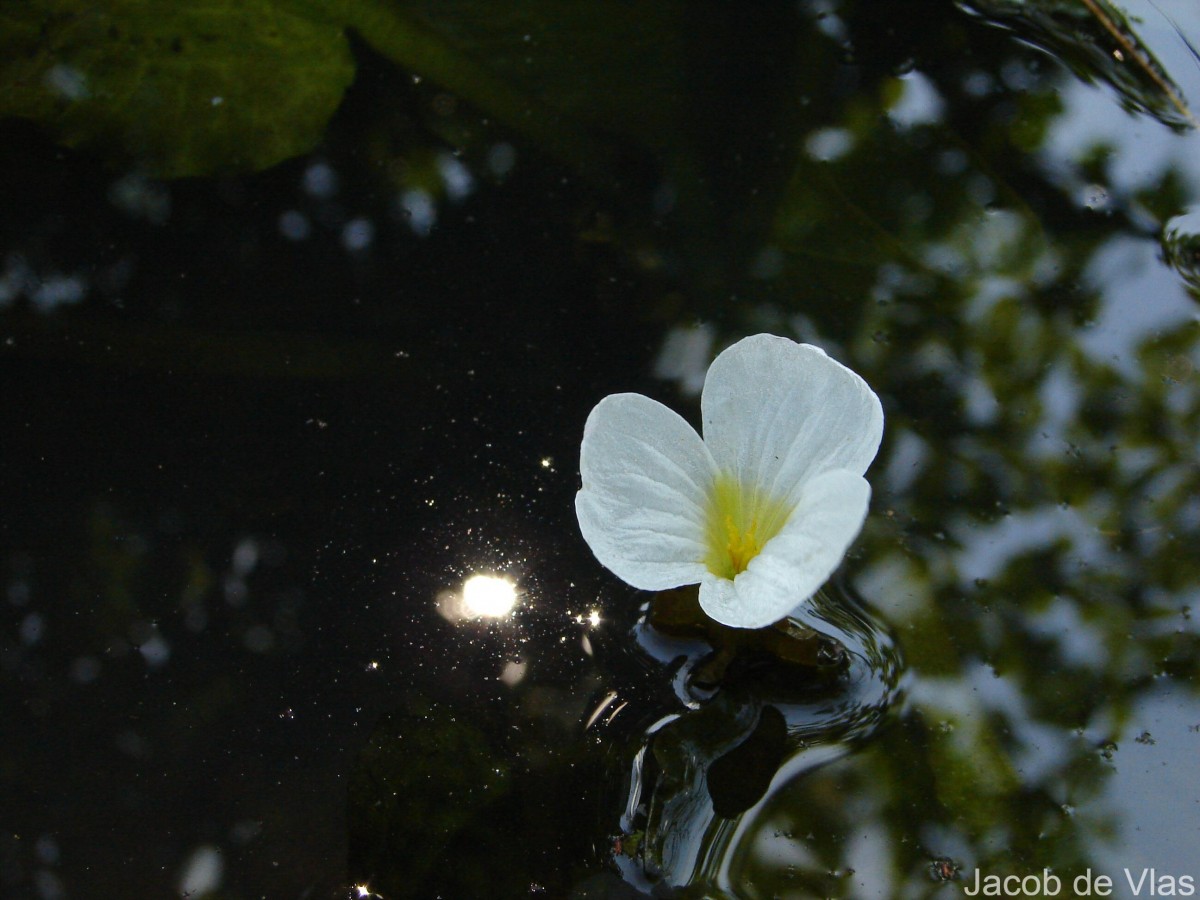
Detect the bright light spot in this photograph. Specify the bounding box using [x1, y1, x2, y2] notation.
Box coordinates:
[437, 573, 523, 622]
[540, 457, 553, 469]
[588, 609, 601, 627]
[500, 659, 527, 686]
[178, 845, 223, 897]
[462, 575, 518, 618]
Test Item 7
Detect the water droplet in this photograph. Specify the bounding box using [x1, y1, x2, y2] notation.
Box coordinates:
[1162, 207, 1200, 292]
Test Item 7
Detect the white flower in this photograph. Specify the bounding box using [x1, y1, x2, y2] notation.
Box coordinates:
[576, 333, 883, 629]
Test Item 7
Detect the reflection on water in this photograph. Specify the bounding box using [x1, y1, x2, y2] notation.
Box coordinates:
[612, 584, 904, 896]
[4, 0, 1200, 895]
[437, 573, 520, 621]
[1163, 205, 1200, 291]
[958, 0, 1198, 132]
[461, 573, 519, 618]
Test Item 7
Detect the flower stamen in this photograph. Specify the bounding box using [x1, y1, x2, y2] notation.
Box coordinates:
[725, 514, 760, 575]
[706, 475, 791, 580]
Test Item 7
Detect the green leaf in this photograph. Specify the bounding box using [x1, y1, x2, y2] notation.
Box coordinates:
[341, 0, 686, 153]
[0, 0, 355, 176]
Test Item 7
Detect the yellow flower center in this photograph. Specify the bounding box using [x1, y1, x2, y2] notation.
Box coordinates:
[705, 474, 792, 579]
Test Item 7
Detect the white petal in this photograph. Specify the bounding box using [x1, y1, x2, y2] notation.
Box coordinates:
[701, 334, 883, 510]
[576, 393, 716, 591]
[698, 469, 870, 628]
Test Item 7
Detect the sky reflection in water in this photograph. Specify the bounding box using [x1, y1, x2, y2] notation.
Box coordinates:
[3, 0, 1200, 897]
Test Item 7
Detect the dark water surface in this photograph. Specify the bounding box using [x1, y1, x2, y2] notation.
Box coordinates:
[3, 1, 1200, 897]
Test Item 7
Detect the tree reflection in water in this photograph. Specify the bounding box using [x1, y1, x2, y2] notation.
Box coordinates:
[2, 0, 1200, 897]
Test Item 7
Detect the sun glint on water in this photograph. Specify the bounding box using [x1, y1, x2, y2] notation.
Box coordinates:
[461, 574, 518, 618]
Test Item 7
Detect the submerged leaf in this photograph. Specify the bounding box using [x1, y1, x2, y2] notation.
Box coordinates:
[648, 586, 845, 679]
[343, 0, 687, 155]
[0, 0, 355, 176]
